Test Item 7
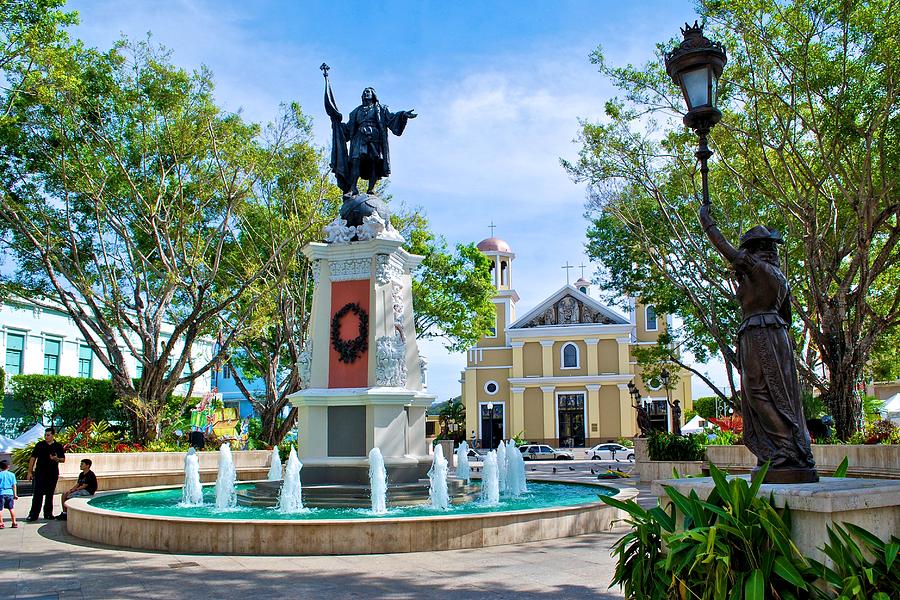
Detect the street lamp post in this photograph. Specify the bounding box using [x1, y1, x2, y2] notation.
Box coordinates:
[664, 21, 727, 207]
[486, 401, 494, 450]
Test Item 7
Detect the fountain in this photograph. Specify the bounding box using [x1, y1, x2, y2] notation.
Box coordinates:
[456, 441, 470, 483]
[512, 440, 527, 495]
[497, 441, 508, 495]
[368, 447, 388, 514]
[180, 448, 203, 506]
[428, 445, 449, 510]
[215, 442, 237, 510]
[64, 178, 636, 555]
[267, 447, 282, 481]
[277, 446, 304, 513]
[480, 450, 500, 505]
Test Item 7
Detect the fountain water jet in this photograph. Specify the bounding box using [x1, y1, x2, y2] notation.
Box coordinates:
[368, 447, 388, 514]
[456, 441, 471, 483]
[428, 444, 449, 510]
[480, 450, 500, 505]
[180, 448, 203, 506]
[514, 441, 528, 495]
[278, 446, 305, 513]
[267, 447, 282, 481]
[215, 442, 237, 510]
[497, 441, 508, 495]
[504, 439, 520, 497]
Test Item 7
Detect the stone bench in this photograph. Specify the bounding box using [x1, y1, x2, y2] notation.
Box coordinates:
[55, 467, 270, 494]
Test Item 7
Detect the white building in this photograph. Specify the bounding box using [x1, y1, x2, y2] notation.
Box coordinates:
[1, 297, 213, 396]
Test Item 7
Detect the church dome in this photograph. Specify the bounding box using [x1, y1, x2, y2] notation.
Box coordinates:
[574, 277, 590, 288]
[476, 237, 512, 253]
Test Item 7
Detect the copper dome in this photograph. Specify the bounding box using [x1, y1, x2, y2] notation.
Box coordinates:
[476, 237, 512, 253]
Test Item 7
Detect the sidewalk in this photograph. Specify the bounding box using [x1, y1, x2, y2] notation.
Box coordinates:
[1, 475, 642, 599]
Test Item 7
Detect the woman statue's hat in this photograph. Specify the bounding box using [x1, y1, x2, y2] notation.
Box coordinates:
[739, 225, 784, 248]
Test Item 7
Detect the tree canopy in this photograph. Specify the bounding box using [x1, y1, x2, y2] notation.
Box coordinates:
[566, 0, 900, 438]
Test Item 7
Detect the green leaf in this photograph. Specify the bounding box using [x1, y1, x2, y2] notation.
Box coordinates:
[774, 556, 808, 589]
[745, 569, 764, 600]
[833, 456, 849, 478]
[884, 542, 898, 571]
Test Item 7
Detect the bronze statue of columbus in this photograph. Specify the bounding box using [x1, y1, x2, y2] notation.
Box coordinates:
[321, 64, 416, 197]
[699, 203, 818, 483]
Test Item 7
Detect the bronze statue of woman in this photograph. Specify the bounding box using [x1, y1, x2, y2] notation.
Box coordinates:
[699, 203, 818, 483]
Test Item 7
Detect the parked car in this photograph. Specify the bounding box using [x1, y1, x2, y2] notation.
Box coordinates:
[518, 444, 575, 460]
[588, 443, 634, 462]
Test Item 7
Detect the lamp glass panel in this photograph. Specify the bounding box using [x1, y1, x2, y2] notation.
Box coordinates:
[710, 71, 719, 107]
[682, 67, 710, 109]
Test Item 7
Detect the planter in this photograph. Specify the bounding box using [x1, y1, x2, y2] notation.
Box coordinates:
[637, 460, 704, 482]
[53, 450, 272, 493]
[705, 444, 900, 479]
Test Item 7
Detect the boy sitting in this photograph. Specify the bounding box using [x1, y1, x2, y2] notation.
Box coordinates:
[57, 459, 98, 520]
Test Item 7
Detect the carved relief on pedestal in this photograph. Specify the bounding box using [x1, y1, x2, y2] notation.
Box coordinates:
[418, 354, 428, 390]
[391, 282, 404, 330]
[310, 260, 322, 284]
[324, 217, 357, 244]
[329, 258, 371, 282]
[298, 342, 313, 389]
[375, 335, 407, 387]
[375, 253, 404, 285]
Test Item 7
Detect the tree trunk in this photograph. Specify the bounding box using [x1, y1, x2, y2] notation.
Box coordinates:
[822, 364, 862, 441]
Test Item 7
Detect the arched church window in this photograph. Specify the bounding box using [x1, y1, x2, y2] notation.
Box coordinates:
[561, 343, 579, 368]
[645, 305, 658, 331]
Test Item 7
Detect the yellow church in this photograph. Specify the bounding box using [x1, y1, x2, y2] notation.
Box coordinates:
[461, 235, 692, 449]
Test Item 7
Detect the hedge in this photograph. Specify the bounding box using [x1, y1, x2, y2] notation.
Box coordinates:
[10, 374, 123, 428]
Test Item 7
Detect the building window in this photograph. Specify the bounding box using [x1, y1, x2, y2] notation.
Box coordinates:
[44, 338, 61, 375]
[5, 332, 25, 375]
[223, 362, 232, 379]
[645, 305, 658, 331]
[135, 360, 143, 379]
[487, 311, 497, 338]
[561, 342, 579, 369]
[579, 285, 587, 294]
[78, 344, 93, 379]
[484, 380, 499, 395]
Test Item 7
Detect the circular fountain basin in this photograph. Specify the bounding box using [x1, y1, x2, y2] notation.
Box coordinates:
[66, 480, 637, 555]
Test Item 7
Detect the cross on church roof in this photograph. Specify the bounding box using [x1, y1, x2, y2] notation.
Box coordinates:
[579, 263, 587, 278]
[489, 221, 497, 237]
[561, 261, 574, 285]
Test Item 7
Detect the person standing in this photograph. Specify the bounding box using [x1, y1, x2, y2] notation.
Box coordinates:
[0, 460, 18, 528]
[25, 428, 66, 521]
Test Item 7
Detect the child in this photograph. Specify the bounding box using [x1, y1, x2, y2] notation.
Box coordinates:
[57, 458, 98, 520]
[0, 459, 18, 529]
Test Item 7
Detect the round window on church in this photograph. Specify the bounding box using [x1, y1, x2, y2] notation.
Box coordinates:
[484, 380, 499, 395]
[646, 376, 662, 391]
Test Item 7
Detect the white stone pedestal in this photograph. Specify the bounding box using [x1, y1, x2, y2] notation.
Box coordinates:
[287, 232, 436, 484]
[652, 476, 900, 563]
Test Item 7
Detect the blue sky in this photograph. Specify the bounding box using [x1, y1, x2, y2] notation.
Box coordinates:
[67, 0, 726, 403]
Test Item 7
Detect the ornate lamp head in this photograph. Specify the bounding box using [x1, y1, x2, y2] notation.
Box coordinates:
[664, 21, 727, 132]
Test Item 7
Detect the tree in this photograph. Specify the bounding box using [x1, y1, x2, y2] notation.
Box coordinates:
[398, 210, 496, 353]
[226, 105, 342, 447]
[566, 0, 900, 438]
[0, 38, 309, 441]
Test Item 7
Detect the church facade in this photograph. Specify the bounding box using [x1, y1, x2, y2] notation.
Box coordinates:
[461, 236, 692, 449]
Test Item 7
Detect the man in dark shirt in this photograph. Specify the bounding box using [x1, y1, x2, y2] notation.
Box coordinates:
[25, 428, 66, 521]
[58, 459, 97, 520]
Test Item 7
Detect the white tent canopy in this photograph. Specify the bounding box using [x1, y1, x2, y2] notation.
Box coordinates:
[0, 423, 45, 452]
[681, 415, 708, 434]
[885, 393, 900, 424]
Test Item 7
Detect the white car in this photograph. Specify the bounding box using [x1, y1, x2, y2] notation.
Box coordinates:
[588, 443, 635, 462]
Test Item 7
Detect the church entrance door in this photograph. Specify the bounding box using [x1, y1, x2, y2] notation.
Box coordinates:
[479, 402, 504, 449]
[557, 393, 585, 447]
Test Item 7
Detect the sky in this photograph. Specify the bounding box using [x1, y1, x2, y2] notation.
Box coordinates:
[66, 0, 727, 403]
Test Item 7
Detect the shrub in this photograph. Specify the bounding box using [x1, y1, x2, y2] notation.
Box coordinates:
[809, 523, 900, 599]
[847, 420, 900, 445]
[10, 374, 122, 427]
[647, 431, 706, 461]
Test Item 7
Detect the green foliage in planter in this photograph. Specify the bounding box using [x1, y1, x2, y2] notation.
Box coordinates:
[846, 419, 900, 445]
[809, 523, 900, 599]
[647, 431, 706, 461]
[10, 374, 122, 427]
[603, 463, 898, 599]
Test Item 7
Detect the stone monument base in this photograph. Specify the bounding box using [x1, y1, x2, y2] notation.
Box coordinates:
[652, 476, 900, 563]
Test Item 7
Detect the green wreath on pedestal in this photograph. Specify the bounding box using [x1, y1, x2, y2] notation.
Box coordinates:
[331, 303, 369, 363]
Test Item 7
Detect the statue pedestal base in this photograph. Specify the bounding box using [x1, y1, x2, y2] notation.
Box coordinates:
[652, 476, 900, 564]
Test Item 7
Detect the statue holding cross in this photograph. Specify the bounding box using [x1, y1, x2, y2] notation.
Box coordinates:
[321, 63, 417, 198]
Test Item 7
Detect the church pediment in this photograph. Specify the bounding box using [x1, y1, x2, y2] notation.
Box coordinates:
[510, 285, 629, 329]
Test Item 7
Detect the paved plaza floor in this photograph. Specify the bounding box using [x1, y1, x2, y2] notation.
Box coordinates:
[2, 461, 650, 599]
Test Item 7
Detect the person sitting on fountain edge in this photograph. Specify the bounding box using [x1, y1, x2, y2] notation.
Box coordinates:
[57, 459, 97, 521]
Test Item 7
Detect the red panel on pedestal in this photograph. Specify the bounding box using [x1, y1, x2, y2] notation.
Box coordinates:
[328, 279, 370, 388]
